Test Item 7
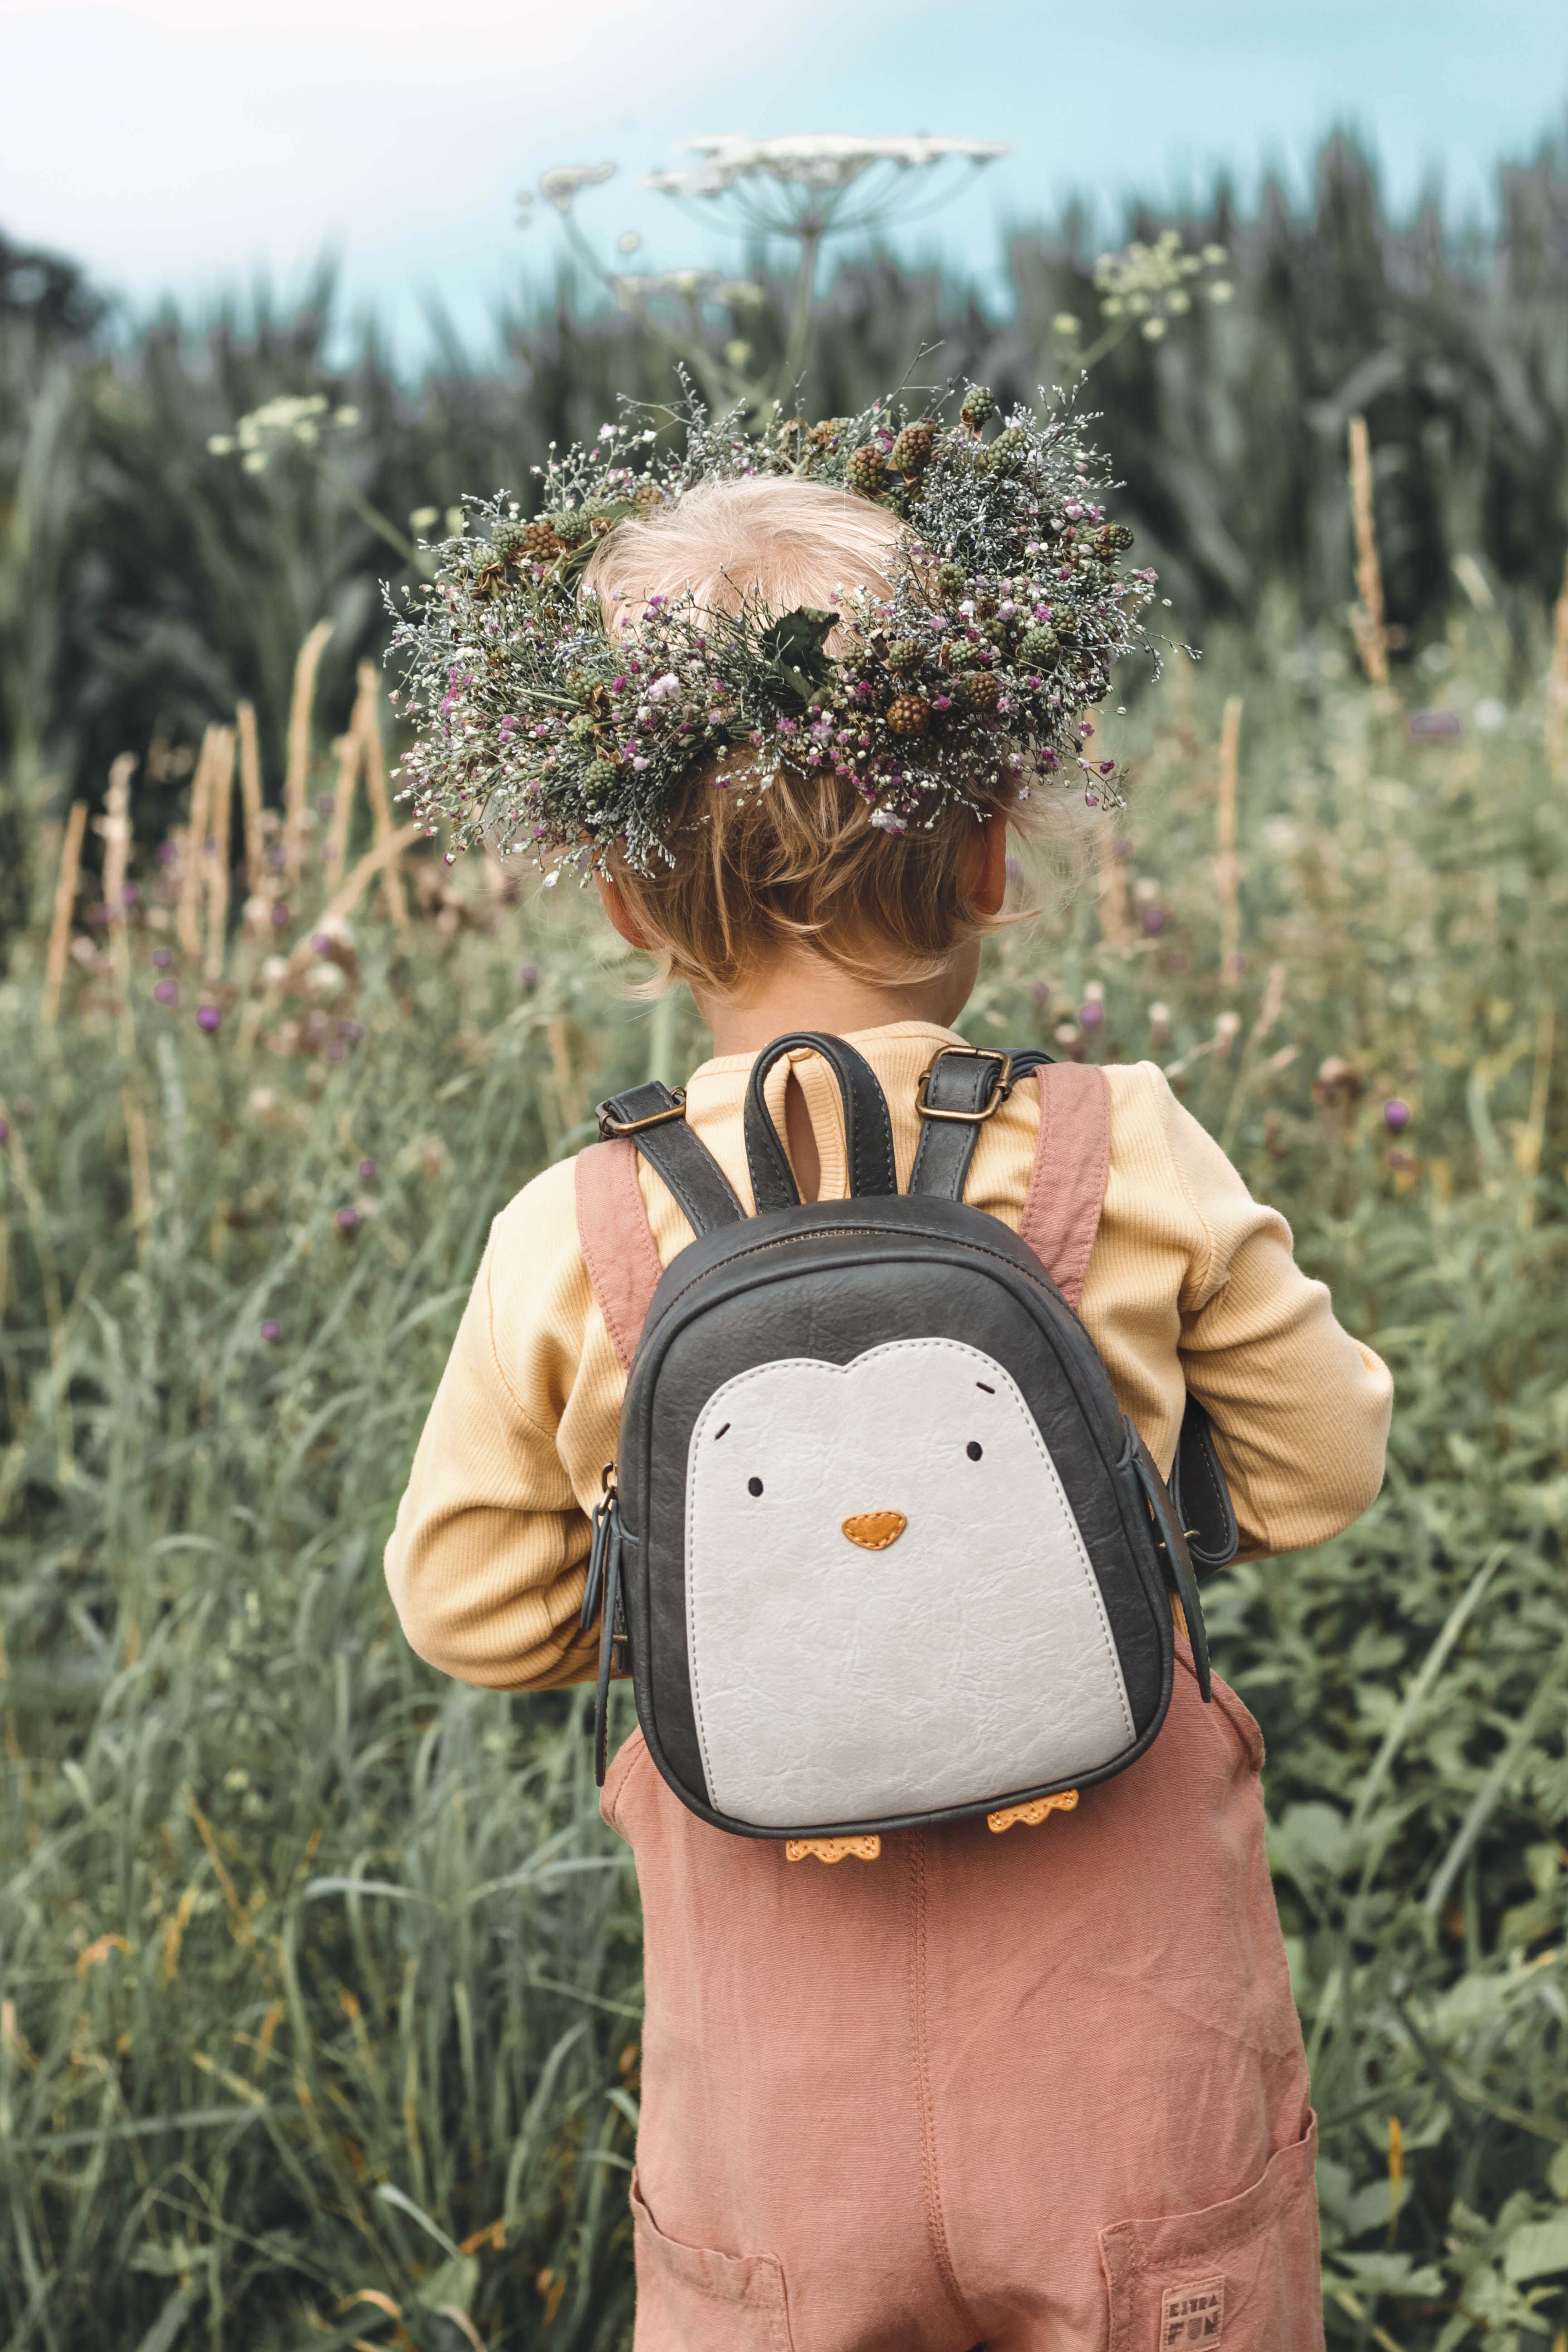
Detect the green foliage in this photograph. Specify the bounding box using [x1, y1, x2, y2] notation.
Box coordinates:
[2, 604, 1567, 2345]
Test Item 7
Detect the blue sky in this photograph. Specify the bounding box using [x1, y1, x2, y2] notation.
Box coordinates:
[3, 0, 1565, 355]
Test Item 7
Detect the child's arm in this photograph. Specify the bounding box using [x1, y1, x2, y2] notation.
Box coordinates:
[385, 1163, 603, 1690]
[1108, 1064, 1394, 1560]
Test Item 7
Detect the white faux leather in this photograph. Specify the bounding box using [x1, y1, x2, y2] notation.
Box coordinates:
[684, 1339, 1135, 1828]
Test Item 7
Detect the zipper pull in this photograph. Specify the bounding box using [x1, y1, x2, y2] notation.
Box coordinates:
[593, 1484, 627, 1786]
[579, 1462, 617, 1634]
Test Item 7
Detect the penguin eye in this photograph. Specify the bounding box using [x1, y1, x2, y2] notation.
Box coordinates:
[966, 1442, 983, 1462]
[747, 1476, 764, 1497]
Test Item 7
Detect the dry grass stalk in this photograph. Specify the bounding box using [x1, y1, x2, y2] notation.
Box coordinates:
[176, 727, 218, 960]
[1348, 415, 1389, 685]
[1547, 551, 1568, 788]
[1517, 998, 1556, 1234]
[203, 725, 236, 983]
[1216, 694, 1244, 985]
[236, 700, 265, 892]
[324, 730, 362, 893]
[285, 820, 422, 980]
[284, 621, 334, 889]
[98, 754, 152, 1230]
[352, 660, 409, 931]
[41, 801, 88, 1029]
[1096, 823, 1132, 949]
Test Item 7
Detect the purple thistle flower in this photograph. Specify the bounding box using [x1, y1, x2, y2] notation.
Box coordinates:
[260, 1319, 282, 1343]
[335, 1206, 359, 1235]
[1079, 1002, 1104, 1029]
[0, 1119, 8, 1145]
[271, 903, 290, 928]
[1383, 1099, 1412, 1131]
[151, 946, 173, 970]
[358, 1157, 377, 1180]
[196, 1004, 221, 1033]
[153, 980, 178, 1006]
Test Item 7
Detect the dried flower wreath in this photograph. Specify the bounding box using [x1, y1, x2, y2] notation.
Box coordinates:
[386, 384, 1160, 877]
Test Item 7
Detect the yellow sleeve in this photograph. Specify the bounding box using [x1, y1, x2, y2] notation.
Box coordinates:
[1145, 1066, 1393, 1559]
[383, 1158, 607, 1691]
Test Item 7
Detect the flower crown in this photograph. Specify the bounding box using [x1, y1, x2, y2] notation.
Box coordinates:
[387, 384, 1159, 877]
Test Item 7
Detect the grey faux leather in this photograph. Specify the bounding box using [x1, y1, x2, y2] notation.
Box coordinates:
[618, 1197, 1176, 1838]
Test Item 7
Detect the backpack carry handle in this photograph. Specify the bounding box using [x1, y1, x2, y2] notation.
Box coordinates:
[743, 1032, 899, 1209]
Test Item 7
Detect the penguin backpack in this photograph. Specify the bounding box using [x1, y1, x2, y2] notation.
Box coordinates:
[574, 1034, 1237, 1858]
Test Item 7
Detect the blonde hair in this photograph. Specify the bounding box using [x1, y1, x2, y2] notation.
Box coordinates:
[582, 476, 1055, 992]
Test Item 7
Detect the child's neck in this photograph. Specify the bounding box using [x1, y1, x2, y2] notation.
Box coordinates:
[692, 947, 979, 1059]
[689, 950, 980, 1205]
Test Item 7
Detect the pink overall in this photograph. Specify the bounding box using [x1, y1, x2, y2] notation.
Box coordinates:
[577, 1068, 1323, 2352]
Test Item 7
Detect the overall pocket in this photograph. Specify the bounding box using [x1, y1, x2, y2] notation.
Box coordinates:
[1099, 2117, 1322, 2351]
[631, 2172, 794, 2352]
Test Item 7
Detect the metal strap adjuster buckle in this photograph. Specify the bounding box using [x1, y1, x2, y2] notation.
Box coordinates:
[914, 1048, 1014, 1123]
[597, 1088, 687, 1139]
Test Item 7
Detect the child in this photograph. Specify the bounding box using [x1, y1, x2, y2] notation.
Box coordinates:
[387, 422, 1392, 2351]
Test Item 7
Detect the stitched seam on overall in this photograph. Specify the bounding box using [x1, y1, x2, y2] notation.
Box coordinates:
[908, 1830, 978, 2337]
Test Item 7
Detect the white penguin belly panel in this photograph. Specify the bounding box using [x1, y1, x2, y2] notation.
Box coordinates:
[684, 1338, 1135, 1827]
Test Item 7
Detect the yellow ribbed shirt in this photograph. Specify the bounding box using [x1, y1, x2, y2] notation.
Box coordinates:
[385, 1022, 1393, 1690]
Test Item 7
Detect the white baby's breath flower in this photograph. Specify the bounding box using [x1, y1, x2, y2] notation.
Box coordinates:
[539, 161, 615, 212]
[648, 133, 1007, 197]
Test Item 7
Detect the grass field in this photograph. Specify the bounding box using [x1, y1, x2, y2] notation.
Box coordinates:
[3, 603, 1568, 2348]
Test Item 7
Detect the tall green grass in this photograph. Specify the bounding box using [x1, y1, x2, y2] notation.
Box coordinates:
[3, 594, 1567, 2345]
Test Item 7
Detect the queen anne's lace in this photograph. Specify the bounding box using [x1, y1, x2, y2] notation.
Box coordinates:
[385, 386, 1159, 875]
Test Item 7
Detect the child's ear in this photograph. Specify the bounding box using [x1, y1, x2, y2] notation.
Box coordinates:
[595, 871, 652, 951]
[965, 815, 1010, 919]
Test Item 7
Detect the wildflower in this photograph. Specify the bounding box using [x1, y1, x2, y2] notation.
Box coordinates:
[260, 1320, 282, 1343]
[196, 1005, 221, 1033]
[1383, 1099, 1412, 1131]
[358, 1157, 377, 1180]
[335, 1206, 359, 1236]
[152, 946, 173, 969]
[153, 980, 178, 1006]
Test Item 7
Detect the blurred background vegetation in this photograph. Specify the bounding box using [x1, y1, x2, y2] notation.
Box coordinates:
[2, 124, 1568, 2352]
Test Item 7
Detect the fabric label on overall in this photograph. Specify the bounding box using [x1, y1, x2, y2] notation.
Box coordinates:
[684, 1336, 1134, 1827]
[1161, 2276, 1225, 2345]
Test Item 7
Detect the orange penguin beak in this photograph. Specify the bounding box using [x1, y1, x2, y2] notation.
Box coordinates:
[840, 1510, 907, 1551]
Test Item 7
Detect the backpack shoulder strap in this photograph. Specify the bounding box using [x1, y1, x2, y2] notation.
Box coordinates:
[575, 1082, 745, 1372]
[906, 1045, 1108, 1311]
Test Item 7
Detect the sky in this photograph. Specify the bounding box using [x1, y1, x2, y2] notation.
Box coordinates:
[4, 0, 1567, 358]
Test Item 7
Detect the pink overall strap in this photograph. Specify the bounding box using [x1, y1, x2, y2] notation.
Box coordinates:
[574, 1138, 665, 1373]
[1017, 1061, 1111, 1312]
